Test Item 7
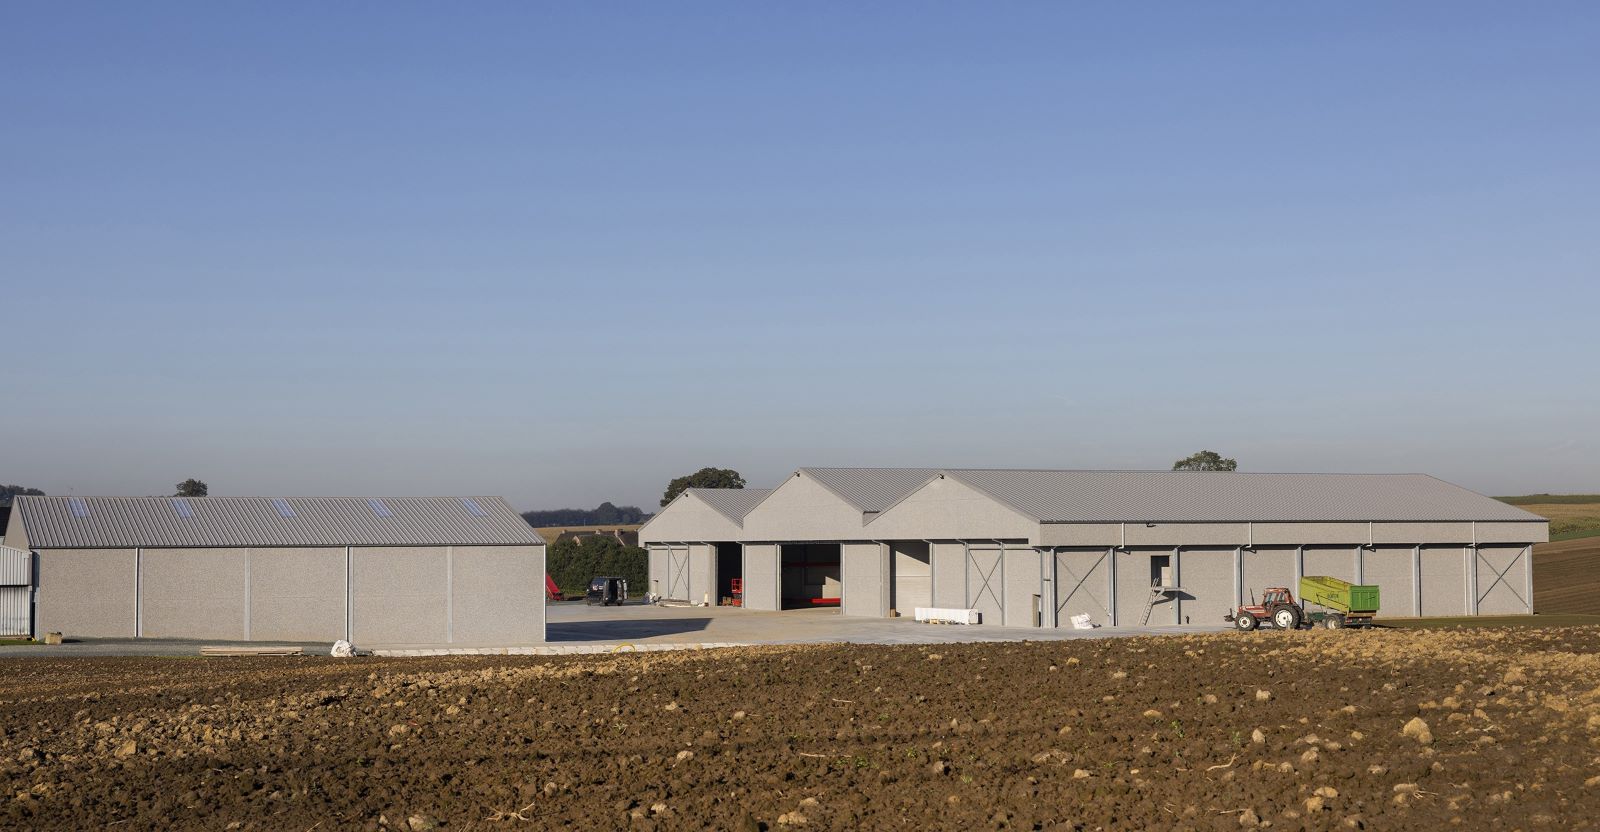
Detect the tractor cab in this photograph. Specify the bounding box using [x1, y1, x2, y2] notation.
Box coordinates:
[1261, 587, 1292, 607]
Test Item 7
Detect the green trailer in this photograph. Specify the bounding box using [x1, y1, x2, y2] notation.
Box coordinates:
[1297, 576, 1380, 628]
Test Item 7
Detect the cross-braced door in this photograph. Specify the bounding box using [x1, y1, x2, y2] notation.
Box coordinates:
[667, 547, 690, 600]
[965, 547, 1004, 625]
[1055, 550, 1109, 626]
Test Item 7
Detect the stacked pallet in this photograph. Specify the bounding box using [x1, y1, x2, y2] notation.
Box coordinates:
[198, 646, 304, 657]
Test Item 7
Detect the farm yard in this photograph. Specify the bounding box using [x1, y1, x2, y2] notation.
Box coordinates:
[4, 626, 1600, 830]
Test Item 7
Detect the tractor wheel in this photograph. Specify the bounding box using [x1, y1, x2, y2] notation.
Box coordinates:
[1323, 614, 1346, 630]
[1234, 614, 1259, 632]
[1272, 605, 1302, 630]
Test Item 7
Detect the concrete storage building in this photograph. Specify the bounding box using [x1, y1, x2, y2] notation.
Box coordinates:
[2, 495, 546, 645]
[641, 468, 1548, 628]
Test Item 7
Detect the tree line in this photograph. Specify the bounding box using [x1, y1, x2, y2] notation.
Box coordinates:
[520, 501, 651, 527]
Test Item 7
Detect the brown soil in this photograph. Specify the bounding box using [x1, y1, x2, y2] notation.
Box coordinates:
[1536, 538, 1600, 615]
[5, 628, 1600, 830]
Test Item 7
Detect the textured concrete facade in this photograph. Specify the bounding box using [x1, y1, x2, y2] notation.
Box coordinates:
[1474, 545, 1531, 615]
[35, 549, 137, 638]
[741, 473, 868, 541]
[1001, 547, 1042, 627]
[741, 544, 780, 611]
[1053, 549, 1111, 628]
[249, 547, 346, 642]
[930, 542, 966, 609]
[351, 547, 451, 645]
[37, 543, 547, 644]
[964, 545, 1006, 625]
[862, 475, 1034, 541]
[139, 548, 248, 640]
[1176, 548, 1234, 626]
[889, 542, 932, 614]
[687, 543, 716, 606]
[636, 468, 1546, 629]
[840, 542, 887, 618]
[1360, 546, 1417, 617]
[451, 545, 545, 644]
[1420, 546, 1468, 617]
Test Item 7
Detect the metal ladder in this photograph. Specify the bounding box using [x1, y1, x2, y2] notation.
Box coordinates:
[1139, 579, 1184, 626]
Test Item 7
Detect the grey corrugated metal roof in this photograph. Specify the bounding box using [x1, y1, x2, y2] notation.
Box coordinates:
[799, 468, 941, 513]
[687, 488, 774, 525]
[13, 496, 545, 549]
[939, 470, 1544, 524]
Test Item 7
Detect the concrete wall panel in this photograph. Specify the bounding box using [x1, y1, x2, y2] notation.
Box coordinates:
[1251, 523, 1369, 545]
[841, 542, 887, 618]
[1053, 549, 1111, 627]
[1360, 546, 1416, 617]
[741, 544, 780, 611]
[890, 542, 932, 614]
[452, 545, 544, 644]
[1475, 545, 1531, 615]
[140, 548, 247, 640]
[2, 514, 29, 552]
[1302, 546, 1357, 584]
[1002, 547, 1042, 627]
[1420, 546, 1468, 617]
[688, 543, 715, 606]
[351, 546, 449, 645]
[1371, 523, 1471, 545]
[741, 473, 867, 541]
[863, 475, 1035, 542]
[1114, 549, 1167, 626]
[1475, 522, 1548, 544]
[638, 492, 743, 545]
[1124, 524, 1249, 547]
[647, 546, 668, 599]
[964, 546, 1005, 625]
[1241, 547, 1297, 605]
[931, 542, 966, 608]
[249, 547, 346, 641]
[1038, 524, 1121, 547]
[36, 549, 136, 638]
[1176, 548, 1234, 626]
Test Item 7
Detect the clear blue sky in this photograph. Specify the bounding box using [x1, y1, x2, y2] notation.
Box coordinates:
[3, 3, 1597, 510]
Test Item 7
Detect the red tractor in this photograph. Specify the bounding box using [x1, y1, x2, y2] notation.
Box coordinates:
[1225, 587, 1303, 631]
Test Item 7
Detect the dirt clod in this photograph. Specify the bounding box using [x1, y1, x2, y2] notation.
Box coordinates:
[1402, 717, 1434, 745]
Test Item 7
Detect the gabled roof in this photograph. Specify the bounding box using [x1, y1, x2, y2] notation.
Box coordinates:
[796, 468, 940, 513]
[939, 469, 1542, 524]
[687, 488, 774, 526]
[13, 496, 544, 549]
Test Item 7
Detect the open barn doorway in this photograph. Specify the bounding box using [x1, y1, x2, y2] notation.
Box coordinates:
[781, 543, 840, 610]
[716, 542, 742, 605]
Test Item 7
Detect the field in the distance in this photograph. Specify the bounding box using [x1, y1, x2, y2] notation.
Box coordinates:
[530, 524, 643, 545]
[1499, 494, 1600, 542]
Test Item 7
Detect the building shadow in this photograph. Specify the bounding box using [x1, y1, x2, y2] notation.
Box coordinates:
[546, 617, 714, 642]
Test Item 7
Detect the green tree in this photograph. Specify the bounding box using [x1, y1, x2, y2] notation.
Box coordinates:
[660, 467, 745, 507]
[546, 535, 648, 597]
[174, 479, 209, 497]
[0, 485, 45, 507]
[1171, 451, 1237, 472]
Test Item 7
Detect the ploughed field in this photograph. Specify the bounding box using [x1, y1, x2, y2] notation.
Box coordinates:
[5, 630, 1600, 830]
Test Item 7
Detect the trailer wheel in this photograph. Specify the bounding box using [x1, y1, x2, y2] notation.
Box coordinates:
[1272, 606, 1301, 630]
[1235, 614, 1258, 632]
[1323, 614, 1345, 630]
